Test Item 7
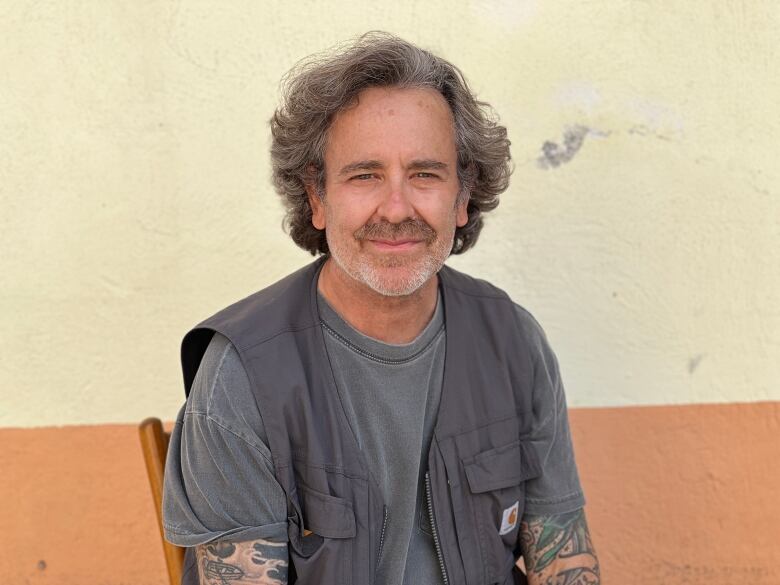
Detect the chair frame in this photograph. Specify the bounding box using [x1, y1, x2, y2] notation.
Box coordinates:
[139, 417, 185, 585]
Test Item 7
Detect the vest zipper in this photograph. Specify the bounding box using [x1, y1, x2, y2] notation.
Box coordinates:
[425, 471, 449, 585]
[377, 504, 389, 568]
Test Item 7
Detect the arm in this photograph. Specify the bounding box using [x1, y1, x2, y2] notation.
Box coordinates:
[195, 538, 288, 585]
[520, 508, 600, 585]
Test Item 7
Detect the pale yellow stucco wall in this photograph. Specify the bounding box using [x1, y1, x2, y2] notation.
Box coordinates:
[1, 1, 778, 427]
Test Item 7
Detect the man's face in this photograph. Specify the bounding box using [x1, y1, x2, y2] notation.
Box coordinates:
[308, 86, 468, 297]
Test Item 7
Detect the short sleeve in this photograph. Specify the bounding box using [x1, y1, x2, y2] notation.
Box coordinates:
[162, 333, 289, 546]
[515, 306, 586, 516]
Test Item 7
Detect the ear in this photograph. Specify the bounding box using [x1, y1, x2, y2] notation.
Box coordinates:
[306, 182, 326, 230]
[455, 191, 469, 227]
[455, 164, 475, 227]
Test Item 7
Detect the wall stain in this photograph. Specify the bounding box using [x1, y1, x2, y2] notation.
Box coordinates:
[628, 124, 673, 141]
[688, 353, 706, 374]
[538, 125, 591, 169]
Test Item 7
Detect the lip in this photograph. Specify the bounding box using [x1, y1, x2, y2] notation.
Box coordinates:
[367, 239, 423, 251]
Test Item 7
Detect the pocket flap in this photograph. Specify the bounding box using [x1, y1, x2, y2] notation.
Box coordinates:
[299, 485, 356, 539]
[463, 440, 538, 494]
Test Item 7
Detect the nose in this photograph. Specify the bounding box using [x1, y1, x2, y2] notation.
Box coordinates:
[374, 174, 415, 224]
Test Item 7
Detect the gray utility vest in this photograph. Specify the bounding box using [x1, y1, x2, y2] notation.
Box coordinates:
[179, 257, 542, 585]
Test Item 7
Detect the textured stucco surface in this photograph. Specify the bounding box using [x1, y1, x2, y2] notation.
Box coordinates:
[0, 1, 778, 426]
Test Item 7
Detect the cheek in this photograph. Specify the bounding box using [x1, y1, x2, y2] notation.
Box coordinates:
[327, 203, 373, 232]
[325, 208, 361, 240]
[430, 203, 462, 231]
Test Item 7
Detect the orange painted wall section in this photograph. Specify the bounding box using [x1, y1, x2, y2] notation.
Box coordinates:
[569, 401, 780, 584]
[2, 401, 778, 585]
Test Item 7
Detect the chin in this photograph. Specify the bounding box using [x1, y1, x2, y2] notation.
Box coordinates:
[355, 261, 439, 297]
[365, 279, 426, 297]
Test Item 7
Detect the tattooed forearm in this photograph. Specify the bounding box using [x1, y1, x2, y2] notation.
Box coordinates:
[195, 538, 288, 585]
[520, 508, 600, 585]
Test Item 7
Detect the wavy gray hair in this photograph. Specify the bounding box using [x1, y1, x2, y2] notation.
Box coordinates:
[270, 31, 512, 255]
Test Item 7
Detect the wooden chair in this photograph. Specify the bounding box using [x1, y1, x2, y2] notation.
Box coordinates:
[139, 417, 185, 585]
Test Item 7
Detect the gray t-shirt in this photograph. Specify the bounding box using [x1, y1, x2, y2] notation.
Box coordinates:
[162, 290, 585, 585]
[317, 291, 446, 585]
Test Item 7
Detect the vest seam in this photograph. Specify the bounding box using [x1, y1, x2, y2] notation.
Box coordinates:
[275, 460, 367, 480]
[234, 322, 320, 353]
[434, 411, 520, 442]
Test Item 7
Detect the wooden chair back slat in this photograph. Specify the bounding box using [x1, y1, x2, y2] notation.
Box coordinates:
[139, 417, 185, 585]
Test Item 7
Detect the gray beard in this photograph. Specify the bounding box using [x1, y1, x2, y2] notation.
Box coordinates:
[327, 237, 451, 297]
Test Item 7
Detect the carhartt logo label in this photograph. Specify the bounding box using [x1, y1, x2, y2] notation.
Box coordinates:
[499, 501, 519, 535]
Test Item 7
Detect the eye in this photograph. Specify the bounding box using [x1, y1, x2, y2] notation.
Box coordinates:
[414, 172, 438, 179]
[351, 173, 376, 181]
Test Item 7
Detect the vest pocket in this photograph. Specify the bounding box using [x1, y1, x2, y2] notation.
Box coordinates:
[462, 440, 536, 584]
[299, 484, 356, 538]
[287, 485, 355, 584]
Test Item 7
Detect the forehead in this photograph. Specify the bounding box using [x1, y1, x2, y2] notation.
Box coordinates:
[339, 85, 453, 118]
[325, 86, 456, 161]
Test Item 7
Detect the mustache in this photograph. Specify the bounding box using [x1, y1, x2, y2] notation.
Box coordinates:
[354, 218, 437, 244]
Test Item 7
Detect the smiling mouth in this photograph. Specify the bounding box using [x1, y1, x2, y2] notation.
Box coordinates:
[368, 239, 423, 250]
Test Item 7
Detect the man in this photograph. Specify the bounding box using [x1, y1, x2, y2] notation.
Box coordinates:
[163, 32, 600, 585]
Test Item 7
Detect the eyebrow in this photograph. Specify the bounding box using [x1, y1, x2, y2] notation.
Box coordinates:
[337, 159, 450, 176]
[408, 159, 449, 172]
[337, 160, 383, 176]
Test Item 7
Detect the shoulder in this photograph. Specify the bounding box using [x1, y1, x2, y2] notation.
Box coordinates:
[190, 258, 324, 347]
[439, 263, 512, 302]
[185, 332, 243, 416]
[185, 331, 272, 451]
[181, 258, 324, 396]
[440, 264, 551, 348]
[512, 302, 552, 352]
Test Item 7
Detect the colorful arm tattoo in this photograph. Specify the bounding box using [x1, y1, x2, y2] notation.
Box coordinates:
[520, 508, 601, 585]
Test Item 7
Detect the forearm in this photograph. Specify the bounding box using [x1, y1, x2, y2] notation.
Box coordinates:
[520, 508, 600, 585]
[195, 538, 288, 585]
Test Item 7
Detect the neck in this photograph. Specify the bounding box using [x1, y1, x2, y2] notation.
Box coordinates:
[316, 257, 439, 344]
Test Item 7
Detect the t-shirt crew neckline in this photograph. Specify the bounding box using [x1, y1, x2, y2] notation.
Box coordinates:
[316, 288, 445, 365]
